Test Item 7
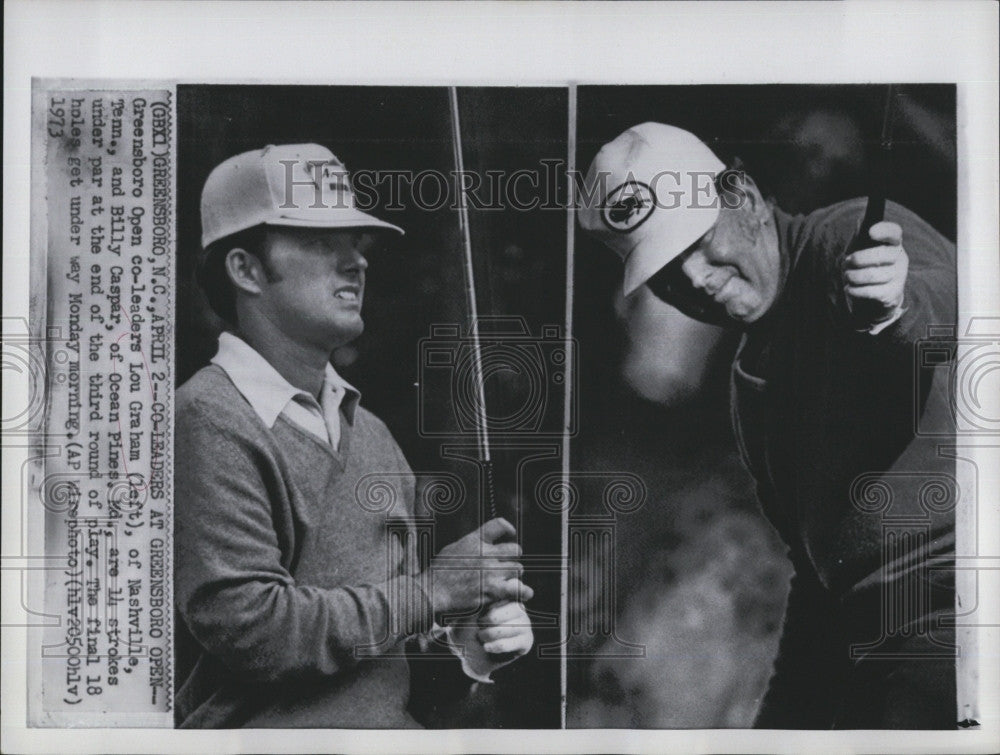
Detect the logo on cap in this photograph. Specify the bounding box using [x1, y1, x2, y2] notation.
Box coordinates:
[305, 158, 354, 205]
[601, 181, 656, 234]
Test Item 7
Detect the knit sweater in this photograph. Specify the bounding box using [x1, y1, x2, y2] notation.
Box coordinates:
[174, 364, 433, 728]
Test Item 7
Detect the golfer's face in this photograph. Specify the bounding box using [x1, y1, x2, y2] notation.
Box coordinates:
[259, 228, 375, 350]
[650, 209, 781, 326]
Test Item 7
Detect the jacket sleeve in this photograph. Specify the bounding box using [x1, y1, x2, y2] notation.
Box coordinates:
[174, 403, 434, 684]
[878, 201, 957, 346]
[817, 199, 956, 345]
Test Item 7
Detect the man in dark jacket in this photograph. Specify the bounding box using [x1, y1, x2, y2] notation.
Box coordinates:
[579, 122, 957, 729]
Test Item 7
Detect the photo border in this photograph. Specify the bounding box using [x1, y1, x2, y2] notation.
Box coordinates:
[4, 2, 998, 753]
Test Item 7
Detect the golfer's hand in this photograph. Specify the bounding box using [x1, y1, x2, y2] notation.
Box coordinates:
[428, 518, 533, 618]
[450, 600, 534, 682]
[477, 600, 533, 658]
[843, 221, 908, 330]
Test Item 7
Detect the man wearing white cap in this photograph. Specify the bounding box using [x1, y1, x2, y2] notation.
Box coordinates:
[580, 123, 957, 728]
[174, 144, 534, 728]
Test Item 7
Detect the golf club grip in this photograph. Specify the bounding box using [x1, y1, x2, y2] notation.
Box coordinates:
[846, 195, 888, 327]
[859, 194, 886, 242]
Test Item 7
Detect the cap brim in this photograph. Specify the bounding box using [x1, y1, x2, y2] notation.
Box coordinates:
[266, 207, 404, 236]
[621, 204, 718, 297]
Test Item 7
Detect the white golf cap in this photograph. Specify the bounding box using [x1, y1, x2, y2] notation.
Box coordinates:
[578, 123, 725, 296]
[200, 143, 404, 248]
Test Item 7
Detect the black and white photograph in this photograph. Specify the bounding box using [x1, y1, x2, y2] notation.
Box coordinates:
[3, 2, 998, 754]
[173, 84, 567, 729]
[569, 84, 960, 729]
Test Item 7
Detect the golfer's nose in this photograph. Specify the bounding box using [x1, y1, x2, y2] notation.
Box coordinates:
[681, 251, 713, 291]
[341, 247, 369, 275]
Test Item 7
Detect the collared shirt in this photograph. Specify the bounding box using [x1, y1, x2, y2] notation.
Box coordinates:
[211, 332, 360, 451]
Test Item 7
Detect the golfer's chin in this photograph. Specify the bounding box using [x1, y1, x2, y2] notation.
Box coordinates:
[663, 287, 766, 328]
[726, 302, 763, 324]
[719, 288, 775, 325]
[325, 316, 364, 350]
[686, 304, 761, 329]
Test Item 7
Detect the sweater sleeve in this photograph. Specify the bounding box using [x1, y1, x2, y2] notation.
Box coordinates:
[174, 401, 434, 684]
[388, 433, 424, 579]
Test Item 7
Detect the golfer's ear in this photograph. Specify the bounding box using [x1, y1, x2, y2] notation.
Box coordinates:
[225, 248, 266, 295]
[716, 163, 750, 211]
[723, 169, 764, 216]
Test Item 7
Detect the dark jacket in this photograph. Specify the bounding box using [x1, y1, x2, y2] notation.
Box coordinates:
[734, 199, 957, 728]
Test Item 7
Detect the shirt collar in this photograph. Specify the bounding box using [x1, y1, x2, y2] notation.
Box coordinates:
[321, 360, 361, 425]
[211, 332, 360, 428]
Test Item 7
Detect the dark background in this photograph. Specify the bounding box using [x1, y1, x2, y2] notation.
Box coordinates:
[174, 83, 957, 729]
[569, 84, 956, 727]
[176, 85, 568, 728]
